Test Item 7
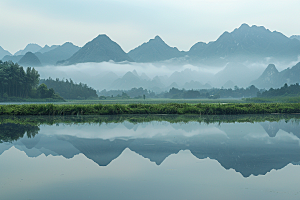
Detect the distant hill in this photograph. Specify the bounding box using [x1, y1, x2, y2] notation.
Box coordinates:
[37, 45, 59, 54]
[109, 71, 164, 91]
[213, 62, 259, 87]
[251, 62, 300, 89]
[0, 46, 12, 60]
[18, 52, 42, 67]
[14, 44, 42, 56]
[58, 34, 133, 65]
[36, 42, 80, 65]
[128, 36, 184, 63]
[2, 55, 23, 63]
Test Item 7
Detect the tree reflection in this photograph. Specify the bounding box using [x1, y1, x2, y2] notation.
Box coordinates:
[0, 123, 39, 143]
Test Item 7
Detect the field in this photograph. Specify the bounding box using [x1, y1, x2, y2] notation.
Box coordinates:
[1, 102, 300, 116]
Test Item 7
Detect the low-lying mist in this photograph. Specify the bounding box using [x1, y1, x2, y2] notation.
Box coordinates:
[36, 58, 300, 92]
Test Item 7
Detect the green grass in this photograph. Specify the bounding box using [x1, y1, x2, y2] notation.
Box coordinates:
[1, 102, 300, 115]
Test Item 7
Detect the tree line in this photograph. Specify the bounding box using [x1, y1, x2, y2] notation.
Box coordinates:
[159, 85, 260, 99]
[0, 61, 40, 98]
[98, 87, 156, 99]
[40, 78, 98, 100]
[258, 83, 300, 97]
[0, 61, 61, 100]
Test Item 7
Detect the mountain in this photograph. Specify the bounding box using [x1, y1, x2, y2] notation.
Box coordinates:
[290, 35, 300, 41]
[109, 71, 165, 91]
[188, 24, 300, 62]
[14, 44, 42, 56]
[213, 62, 258, 87]
[2, 55, 23, 63]
[188, 42, 208, 56]
[110, 71, 142, 90]
[222, 80, 236, 89]
[128, 36, 184, 63]
[251, 62, 300, 89]
[167, 68, 213, 87]
[58, 34, 133, 65]
[0, 46, 12, 60]
[37, 45, 59, 54]
[251, 64, 279, 88]
[35, 42, 80, 65]
[18, 52, 42, 67]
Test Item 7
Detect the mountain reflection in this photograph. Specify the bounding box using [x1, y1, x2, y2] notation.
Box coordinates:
[1, 114, 300, 177]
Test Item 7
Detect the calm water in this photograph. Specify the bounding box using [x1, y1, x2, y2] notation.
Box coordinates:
[1, 115, 300, 200]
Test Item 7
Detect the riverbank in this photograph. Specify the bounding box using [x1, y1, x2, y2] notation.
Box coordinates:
[1, 103, 300, 115]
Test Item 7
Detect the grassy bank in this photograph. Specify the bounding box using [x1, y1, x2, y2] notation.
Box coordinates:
[1, 103, 300, 115]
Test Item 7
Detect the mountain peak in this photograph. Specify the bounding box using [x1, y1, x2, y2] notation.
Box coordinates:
[14, 43, 42, 56]
[18, 52, 42, 67]
[58, 34, 133, 65]
[128, 35, 183, 62]
[239, 23, 250, 29]
[154, 35, 163, 41]
[95, 34, 110, 40]
[265, 64, 279, 73]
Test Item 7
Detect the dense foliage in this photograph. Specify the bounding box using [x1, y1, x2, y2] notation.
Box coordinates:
[162, 85, 260, 99]
[99, 87, 155, 99]
[258, 83, 300, 97]
[0, 61, 40, 98]
[1, 103, 300, 115]
[0, 61, 63, 101]
[40, 78, 98, 100]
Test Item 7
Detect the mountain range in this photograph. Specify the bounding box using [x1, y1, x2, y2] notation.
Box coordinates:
[2, 42, 80, 66]
[2, 23, 300, 66]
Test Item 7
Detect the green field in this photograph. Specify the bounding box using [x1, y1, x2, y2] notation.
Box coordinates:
[1, 102, 300, 115]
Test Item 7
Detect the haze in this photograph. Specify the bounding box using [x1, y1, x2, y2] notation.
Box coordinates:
[1, 0, 300, 53]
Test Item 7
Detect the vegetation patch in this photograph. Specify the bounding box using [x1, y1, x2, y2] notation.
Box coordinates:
[1, 103, 300, 116]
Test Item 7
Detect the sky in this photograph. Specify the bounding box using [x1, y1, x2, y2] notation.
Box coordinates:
[1, 0, 300, 54]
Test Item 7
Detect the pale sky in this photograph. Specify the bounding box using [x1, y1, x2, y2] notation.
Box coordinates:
[1, 0, 300, 54]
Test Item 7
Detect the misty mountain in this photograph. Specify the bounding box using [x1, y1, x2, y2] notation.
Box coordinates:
[251, 62, 300, 89]
[35, 42, 80, 65]
[251, 64, 279, 89]
[37, 45, 59, 54]
[2, 55, 23, 63]
[222, 80, 236, 89]
[18, 52, 42, 67]
[0, 46, 12, 60]
[14, 44, 42, 56]
[109, 71, 165, 92]
[188, 23, 300, 63]
[213, 62, 260, 87]
[58, 34, 133, 65]
[167, 68, 213, 87]
[128, 36, 184, 62]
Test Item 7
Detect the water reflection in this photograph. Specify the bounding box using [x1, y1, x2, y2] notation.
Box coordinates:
[1, 115, 300, 178]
